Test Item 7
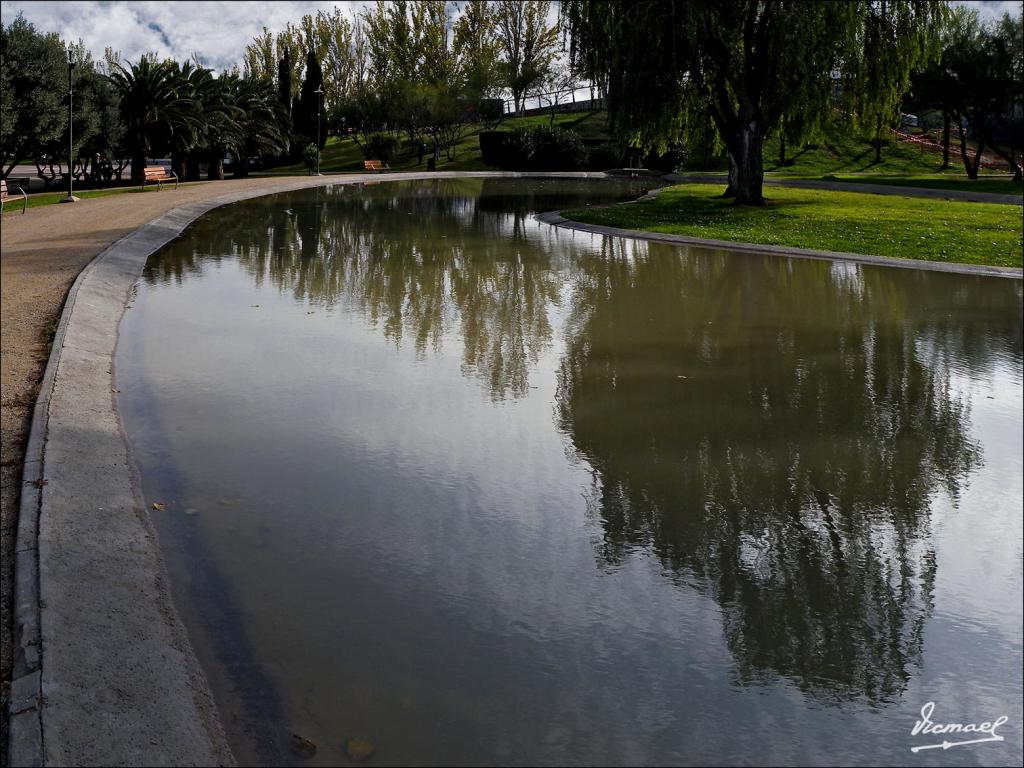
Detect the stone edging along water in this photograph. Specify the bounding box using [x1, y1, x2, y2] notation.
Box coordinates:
[4, 170, 610, 768]
[9, 171, 1021, 767]
[539, 184, 1024, 279]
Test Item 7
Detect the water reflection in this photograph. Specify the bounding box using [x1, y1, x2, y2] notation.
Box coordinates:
[129, 179, 1023, 763]
[145, 179, 631, 400]
[555, 239, 1018, 702]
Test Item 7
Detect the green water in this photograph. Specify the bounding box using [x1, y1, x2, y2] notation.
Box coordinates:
[116, 178, 1024, 766]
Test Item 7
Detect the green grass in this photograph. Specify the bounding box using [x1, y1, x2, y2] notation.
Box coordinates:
[563, 183, 1023, 268]
[759, 129, 1006, 177]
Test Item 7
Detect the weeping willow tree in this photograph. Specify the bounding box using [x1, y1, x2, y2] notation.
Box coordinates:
[844, 0, 943, 163]
[562, 1, 946, 204]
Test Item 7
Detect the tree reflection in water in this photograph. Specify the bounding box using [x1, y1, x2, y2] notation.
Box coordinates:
[555, 238, 1022, 703]
[143, 178, 622, 400]
[141, 179, 1022, 706]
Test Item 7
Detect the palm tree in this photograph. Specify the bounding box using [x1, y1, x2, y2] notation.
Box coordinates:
[199, 73, 245, 180]
[107, 57, 194, 183]
[229, 75, 288, 177]
[165, 60, 209, 181]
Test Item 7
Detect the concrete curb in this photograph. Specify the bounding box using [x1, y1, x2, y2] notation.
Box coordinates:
[536, 211, 1024, 279]
[5, 170, 611, 767]
[662, 173, 1024, 205]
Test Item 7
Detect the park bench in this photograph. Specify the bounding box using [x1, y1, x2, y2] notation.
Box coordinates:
[143, 165, 178, 190]
[363, 159, 389, 172]
[1, 178, 28, 215]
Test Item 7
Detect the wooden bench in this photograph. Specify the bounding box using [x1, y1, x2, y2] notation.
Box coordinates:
[1, 178, 28, 215]
[363, 159, 389, 172]
[143, 165, 178, 190]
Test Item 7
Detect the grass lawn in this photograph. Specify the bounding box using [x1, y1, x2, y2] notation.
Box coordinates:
[562, 183, 1023, 268]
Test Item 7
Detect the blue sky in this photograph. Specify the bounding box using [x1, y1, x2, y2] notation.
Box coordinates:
[1, 1, 1019, 75]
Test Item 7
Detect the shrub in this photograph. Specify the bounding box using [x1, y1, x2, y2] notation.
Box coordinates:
[364, 133, 400, 164]
[480, 126, 589, 171]
[643, 142, 688, 173]
[479, 131, 512, 166]
[477, 99, 505, 128]
[303, 143, 319, 173]
[583, 140, 623, 171]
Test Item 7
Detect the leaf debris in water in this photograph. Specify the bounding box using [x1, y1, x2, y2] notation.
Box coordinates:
[290, 733, 317, 758]
[152, 502, 166, 511]
[345, 737, 376, 761]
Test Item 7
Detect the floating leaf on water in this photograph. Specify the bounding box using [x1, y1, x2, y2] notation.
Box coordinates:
[152, 502, 166, 511]
[345, 737, 376, 761]
[290, 733, 317, 758]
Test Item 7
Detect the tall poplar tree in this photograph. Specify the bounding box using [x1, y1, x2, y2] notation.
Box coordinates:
[495, 0, 559, 114]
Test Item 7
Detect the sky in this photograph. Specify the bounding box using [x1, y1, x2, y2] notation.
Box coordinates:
[1, 0, 1020, 75]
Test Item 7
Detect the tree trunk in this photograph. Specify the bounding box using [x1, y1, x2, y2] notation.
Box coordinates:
[732, 121, 765, 206]
[941, 112, 951, 169]
[988, 142, 1022, 181]
[722, 154, 738, 198]
[186, 154, 202, 182]
[970, 142, 983, 179]
[130, 154, 146, 184]
[874, 117, 882, 164]
[233, 154, 250, 178]
[956, 116, 984, 180]
[207, 150, 225, 181]
[171, 150, 187, 183]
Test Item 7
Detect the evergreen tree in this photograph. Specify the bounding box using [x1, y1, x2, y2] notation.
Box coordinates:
[294, 48, 326, 151]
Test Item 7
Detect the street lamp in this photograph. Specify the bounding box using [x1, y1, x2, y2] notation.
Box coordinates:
[315, 85, 324, 176]
[61, 48, 78, 203]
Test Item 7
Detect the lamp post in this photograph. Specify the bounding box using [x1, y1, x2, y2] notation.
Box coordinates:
[315, 85, 324, 176]
[61, 48, 78, 203]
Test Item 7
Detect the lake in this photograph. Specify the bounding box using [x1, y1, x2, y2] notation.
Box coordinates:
[115, 177, 1023, 766]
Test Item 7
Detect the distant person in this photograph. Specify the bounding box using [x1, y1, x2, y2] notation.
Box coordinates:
[417, 141, 426, 165]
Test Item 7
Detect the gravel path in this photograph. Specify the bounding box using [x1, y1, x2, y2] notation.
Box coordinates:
[0, 175, 329, 765]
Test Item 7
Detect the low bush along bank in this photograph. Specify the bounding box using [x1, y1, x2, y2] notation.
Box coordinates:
[479, 126, 684, 172]
[562, 183, 1023, 268]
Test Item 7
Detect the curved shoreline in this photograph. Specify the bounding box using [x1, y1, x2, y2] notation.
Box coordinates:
[537, 210, 1024, 279]
[9, 169, 1020, 766]
[4, 171, 610, 767]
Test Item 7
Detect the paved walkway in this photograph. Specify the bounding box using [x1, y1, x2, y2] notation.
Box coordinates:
[1, 175, 344, 766]
[1, 170, 604, 766]
[663, 174, 1023, 204]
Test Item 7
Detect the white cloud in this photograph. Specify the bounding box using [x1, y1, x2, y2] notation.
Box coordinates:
[5, 0, 1015, 77]
[951, 0, 1024, 20]
[0, 1, 375, 72]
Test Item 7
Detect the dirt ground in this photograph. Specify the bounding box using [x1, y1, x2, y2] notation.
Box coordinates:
[0, 175, 318, 765]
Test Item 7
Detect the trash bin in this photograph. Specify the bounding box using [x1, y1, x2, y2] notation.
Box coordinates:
[427, 157, 436, 171]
